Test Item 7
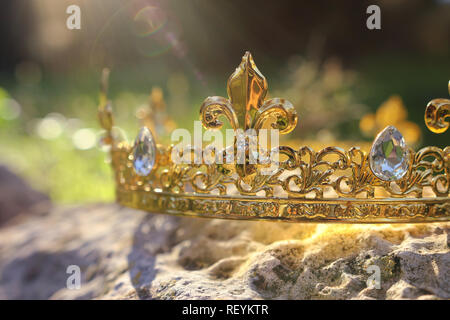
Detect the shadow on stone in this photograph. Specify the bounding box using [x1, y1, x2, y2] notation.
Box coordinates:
[127, 213, 180, 299]
[0, 165, 50, 227]
[1, 249, 100, 299]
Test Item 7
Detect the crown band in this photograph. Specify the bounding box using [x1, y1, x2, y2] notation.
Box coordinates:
[117, 189, 449, 223]
[99, 52, 450, 223]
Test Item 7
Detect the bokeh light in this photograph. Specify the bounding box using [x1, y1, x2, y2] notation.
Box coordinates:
[0, 96, 21, 121]
[35, 114, 65, 140]
[72, 128, 97, 150]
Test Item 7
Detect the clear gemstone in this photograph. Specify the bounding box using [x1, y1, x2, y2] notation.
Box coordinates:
[132, 127, 156, 176]
[369, 125, 409, 181]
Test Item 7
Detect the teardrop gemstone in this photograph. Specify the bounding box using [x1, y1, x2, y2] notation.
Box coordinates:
[369, 125, 409, 181]
[132, 127, 156, 176]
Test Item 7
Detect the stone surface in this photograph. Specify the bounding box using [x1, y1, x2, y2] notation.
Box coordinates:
[369, 125, 409, 181]
[0, 203, 448, 300]
[0, 165, 50, 227]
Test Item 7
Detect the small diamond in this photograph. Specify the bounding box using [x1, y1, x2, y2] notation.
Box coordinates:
[132, 127, 156, 176]
[369, 125, 409, 181]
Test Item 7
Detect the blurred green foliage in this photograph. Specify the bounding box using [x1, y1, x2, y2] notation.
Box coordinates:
[0, 132, 114, 203]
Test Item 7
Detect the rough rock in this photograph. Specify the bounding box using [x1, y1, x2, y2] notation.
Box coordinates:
[0, 203, 448, 300]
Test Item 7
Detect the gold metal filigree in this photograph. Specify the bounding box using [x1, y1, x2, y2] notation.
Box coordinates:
[99, 53, 450, 223]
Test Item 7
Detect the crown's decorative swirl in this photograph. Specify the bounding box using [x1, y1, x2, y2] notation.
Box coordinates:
[98, 52, 449, 223]
[425, 81, 450, 134]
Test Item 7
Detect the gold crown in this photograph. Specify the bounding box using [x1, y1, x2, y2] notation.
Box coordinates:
[98, 52, 449, 223]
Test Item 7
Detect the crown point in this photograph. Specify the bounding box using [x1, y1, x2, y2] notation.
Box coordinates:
[227, 51, 268, 130]
[242, 51, 252, 61]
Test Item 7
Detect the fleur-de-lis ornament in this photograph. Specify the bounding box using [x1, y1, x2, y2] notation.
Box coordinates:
[425, 81, 450, 134]
[200, 52, 298, 180]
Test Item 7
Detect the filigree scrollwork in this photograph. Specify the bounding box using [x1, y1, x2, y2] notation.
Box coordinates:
[252, 98, 298, 134]
[334, 147, 376, 197]
[151, 144, 449, 200]
[416, 146, 449, 196]
[159, 165, 191, 193]
[425, 81, 450, 134]
[200, 96, 238, 130]
[235, 174, 276, 196]
[189, 163, 233, 195]
[281, 147, 348, 198]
